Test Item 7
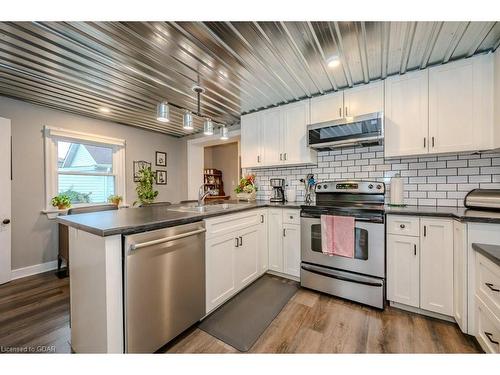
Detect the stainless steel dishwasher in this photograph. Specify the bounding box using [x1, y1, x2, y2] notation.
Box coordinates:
[124, 221, 206, 353]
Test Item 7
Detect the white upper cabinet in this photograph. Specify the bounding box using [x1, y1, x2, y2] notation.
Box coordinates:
[343, 80, 384, 117]
[261, 107, 283, 166]
[310, 91, 344, 124]
[240, 111, 262, 168]
[384, 70, 429, 158]
[281, 100, 314, 165]
[428, 54, 494, 154]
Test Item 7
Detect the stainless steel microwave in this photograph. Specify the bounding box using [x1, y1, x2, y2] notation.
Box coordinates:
[307, 112, 384, 150]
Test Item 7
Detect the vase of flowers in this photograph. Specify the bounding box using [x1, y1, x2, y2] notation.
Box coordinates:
[235, 174, 258, 201]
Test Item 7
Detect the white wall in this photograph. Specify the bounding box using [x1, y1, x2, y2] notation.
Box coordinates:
[0, 96, 187, 270]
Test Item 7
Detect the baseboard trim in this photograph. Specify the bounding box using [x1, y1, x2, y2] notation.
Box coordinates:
[389, 301, 455, 323]
[11, 260, 58, 280]
[266, 270, 300, 282]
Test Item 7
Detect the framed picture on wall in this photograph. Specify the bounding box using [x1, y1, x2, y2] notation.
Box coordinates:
[155, 170, 167, 185]
[133, 160, 151, 182]
[155, 151, 167, 167]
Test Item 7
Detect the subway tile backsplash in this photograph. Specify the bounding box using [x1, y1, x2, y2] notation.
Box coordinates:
[244, 145, 500, 207]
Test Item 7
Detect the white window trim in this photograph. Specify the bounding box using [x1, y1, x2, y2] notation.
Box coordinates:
[43, 126, 127, 212]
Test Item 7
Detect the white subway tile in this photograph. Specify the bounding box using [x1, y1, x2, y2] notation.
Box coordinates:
[428, 191, 447, 199]
[447, 160, 467, 168]
[468, 175, 491, 183]
[348, 153, 361, 160]
[418, 169, 437, 177]
[469, 158, 491, 167]
[457, 183, 479, 191]
[355, 159, 369, 166]
[437, 168, 457, 176]
[428, 176, 447, 183]
[418, 184, 437, 191]
[437, 199, 458, 207]
[458, 167, 479, 175]
[437, 184, 457, 191]
[409, 162, 427, 169]
[419, 198, 437, 206]
[410, 191, 427, 198]
[481, 167, 500, 175]
[427, 161, 446, 168]
[447, 176, 467, 183]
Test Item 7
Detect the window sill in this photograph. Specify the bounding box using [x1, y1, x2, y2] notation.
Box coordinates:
[42, 203, 129, 220]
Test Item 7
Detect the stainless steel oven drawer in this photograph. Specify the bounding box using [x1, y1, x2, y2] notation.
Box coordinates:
[300, 263, 385, 309]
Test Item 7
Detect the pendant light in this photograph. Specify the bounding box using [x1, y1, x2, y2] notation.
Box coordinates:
[219, 125, 228, 140]
[203, 118, 214, 135]
[183, 110, 193, 130]
[156, 101, 170, 122]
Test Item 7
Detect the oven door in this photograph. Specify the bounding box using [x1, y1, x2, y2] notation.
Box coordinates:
[300, 216, 385, 278]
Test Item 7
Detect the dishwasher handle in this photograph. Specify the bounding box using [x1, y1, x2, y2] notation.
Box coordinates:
[130, 228, 206, 250]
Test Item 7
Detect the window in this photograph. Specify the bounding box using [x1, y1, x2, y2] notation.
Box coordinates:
[57, 141, 115, 204]
[44, 126, 126, 210]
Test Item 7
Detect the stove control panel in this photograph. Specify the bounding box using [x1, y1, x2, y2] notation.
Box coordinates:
[315, 180, 385, 194]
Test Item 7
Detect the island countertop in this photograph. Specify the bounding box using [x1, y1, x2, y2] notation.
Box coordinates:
[56, 200, 303, 237]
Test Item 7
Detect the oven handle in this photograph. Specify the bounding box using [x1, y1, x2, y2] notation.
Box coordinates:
[300, 213, 384, 223]
[301, 264, 383, 287]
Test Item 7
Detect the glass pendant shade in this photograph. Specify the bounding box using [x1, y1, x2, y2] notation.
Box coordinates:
[183, 110, 193, 130]
[220, 125, 229, 140]
[156, 101, 170, 122]
[203, 118, 214, 135]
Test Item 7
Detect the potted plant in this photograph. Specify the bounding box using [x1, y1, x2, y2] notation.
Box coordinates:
[235, 174, 258, 201]
[108, 194, 123, 206]
[51, 194, 72, 210]
[133, 166, 158, 206]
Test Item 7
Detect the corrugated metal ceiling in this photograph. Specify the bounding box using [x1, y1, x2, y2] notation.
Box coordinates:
[0, 21, 498, 137]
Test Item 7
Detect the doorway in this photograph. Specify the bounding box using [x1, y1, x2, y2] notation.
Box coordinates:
[204, 142, 239, 200]
[0, 117, 12, 284]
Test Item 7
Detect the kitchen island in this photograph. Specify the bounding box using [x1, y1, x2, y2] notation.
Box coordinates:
[57, 200, 301, 353]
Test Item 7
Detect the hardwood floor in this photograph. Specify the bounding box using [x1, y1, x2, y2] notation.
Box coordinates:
[0, 272, 481, 354]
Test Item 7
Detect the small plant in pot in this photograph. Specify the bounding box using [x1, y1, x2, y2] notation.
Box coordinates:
[51, 194, 72, 210]
[108, 194, 123, 206]
[133, 167, 158, 206]
[235, 174, 258, 201]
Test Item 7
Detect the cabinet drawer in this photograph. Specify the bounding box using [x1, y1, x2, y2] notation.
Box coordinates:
[475, 297, 500, 353]
[476, 252, 500, 316]
[205, 209, 260, 239]
[283, 209, 300, 225]
[387, 215, 420, 237]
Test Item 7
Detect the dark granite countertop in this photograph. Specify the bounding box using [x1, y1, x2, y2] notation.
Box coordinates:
[57, 200, 303, 237]
[472, 243, 500, 267]
[385, 205, 500, 224]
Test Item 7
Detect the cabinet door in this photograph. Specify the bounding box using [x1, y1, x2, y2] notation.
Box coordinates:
[206, 232, 237, 313]
[235, 225, 260, 289]
[267, 209, 284, 272]
[261, 107, 283, 166]
[384, 70, 429, 158]
[281, 101, 313, 165]
[420, 218, 454, 316]
[387, 234, 420, 308]
[283, 224, 301, 277]
[453, 220, 468, 332]
[240, 112, 262, 168]
[429, 54, 493, 154]
[343, 80, 383, 117]
[257, 210, 269, 275]
[310, 92, 344, 123]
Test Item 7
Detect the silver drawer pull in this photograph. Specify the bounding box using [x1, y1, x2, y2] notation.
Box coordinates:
[485, 283, 500, 292]
[485, 332, 499, 345]
[130, 228, 206, 250]
[400, 224, 406, 229]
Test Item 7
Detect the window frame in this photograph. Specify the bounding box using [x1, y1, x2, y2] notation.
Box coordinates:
[44, 126, 126, 210]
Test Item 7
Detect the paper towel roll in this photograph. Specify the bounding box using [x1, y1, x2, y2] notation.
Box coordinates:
[390, 174, 405, 206]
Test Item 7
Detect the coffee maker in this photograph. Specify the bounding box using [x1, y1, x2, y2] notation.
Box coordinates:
[270, 178, 285, 202]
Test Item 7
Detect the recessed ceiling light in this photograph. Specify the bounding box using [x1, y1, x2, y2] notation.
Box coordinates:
[99, 107, 111, 113]
[327, 55, 341, 68]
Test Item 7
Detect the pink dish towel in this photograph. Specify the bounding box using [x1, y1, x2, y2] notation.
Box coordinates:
[320, 215, 355, 258]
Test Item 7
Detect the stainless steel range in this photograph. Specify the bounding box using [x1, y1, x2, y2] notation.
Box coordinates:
[300, 180, 386, 309]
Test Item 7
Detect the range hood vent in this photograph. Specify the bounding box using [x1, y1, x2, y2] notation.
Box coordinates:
[307, 112, 384, 151]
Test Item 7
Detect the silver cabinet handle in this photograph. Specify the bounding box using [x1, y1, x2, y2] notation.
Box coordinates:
[280, 153, 283, 161]
[260, 214, 264, 223]
[235, 237, 239, 248]
[432, 137, 435, 148]
[485, 283, 500, 292]
[2, 218, 10, 225]
[414, 244, 417, 256]
[283, 228, 286, 237]
[257, 155, 260, 163]
[424, 138, 426, 148]
[400, 224, 406, 229]
[130, 228, 206, 250]
[284, 153, 287, 160]
[345, 106, 348, 117]
[423, 226, 426, 237]
[339, 107, 342, 117]
[239, 236, 243, 246]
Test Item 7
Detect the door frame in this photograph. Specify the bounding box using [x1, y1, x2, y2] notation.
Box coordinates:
[186, 129, 241, 200]
[0, 117, 11, 284]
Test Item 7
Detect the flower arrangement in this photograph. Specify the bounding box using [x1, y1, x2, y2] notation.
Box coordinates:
[235, 174, 258, 201]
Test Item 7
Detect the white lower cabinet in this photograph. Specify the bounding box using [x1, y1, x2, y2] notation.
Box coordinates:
[267, 208, 301, 278]
[387, 215, 455, 318]
[387, 234, 420, 308]
[205, 210, 267, 314]
[453, 221, 468, 333]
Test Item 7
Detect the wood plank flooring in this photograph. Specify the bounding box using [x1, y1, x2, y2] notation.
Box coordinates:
[0, 272, 481, 354]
